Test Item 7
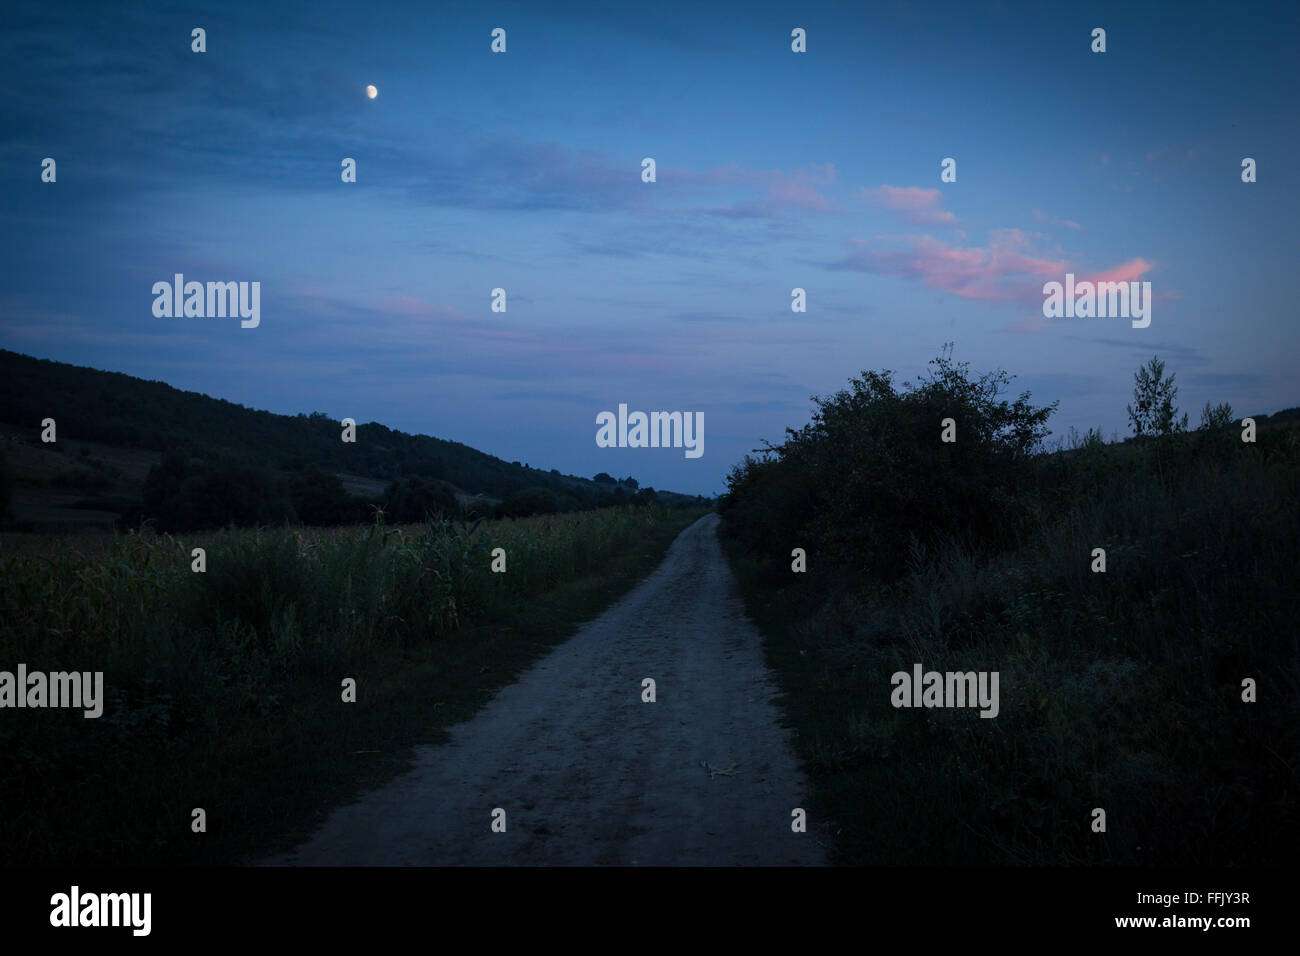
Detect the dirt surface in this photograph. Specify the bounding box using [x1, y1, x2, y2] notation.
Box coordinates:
[263, 513, 826, 866]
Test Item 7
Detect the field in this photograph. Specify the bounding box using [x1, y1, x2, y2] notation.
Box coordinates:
[0, 504, 707, 865]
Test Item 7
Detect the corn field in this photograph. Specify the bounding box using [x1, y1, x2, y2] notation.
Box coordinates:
[0, 504, 705, 864]
[2, 505, 683, 659]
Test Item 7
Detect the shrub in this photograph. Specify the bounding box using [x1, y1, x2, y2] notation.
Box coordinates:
[720, 345, 1057, 581]
[383, 476, 460, 524]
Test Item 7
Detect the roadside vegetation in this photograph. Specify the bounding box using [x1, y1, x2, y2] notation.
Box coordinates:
[720, 347, 1299, 865]
[0, 504, 707, 865]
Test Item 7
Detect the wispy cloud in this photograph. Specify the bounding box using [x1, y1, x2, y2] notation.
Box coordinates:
[1066, 336, 1208, 368]
[1031, 208, 1082, 230]
[828, 228, 1064, 301]
[491, 389, 603, 406]
[672, 311, 751, 324]
[673, 163, 841, 219]
[1079, 258, 1154, 286]
[858, 185, 956, 225]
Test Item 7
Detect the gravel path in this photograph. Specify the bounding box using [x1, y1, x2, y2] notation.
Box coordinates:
[263, 513, 826, 866]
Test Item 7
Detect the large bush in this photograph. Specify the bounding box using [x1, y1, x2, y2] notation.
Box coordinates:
[719, 346, 1057, 580]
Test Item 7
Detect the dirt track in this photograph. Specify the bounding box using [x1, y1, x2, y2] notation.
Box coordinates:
[263, 513, 826, 866]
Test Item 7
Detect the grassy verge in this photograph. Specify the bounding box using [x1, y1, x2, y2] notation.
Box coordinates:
[723, 431, 1300, 866]
[722, 537, 901, 865]
[1, 505, 706, 866]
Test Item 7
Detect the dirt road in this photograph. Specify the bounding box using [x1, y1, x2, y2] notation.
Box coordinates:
[264, 513, 826, 866]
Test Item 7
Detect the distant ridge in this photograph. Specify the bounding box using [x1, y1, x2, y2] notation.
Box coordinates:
[0, 349, 699, 516]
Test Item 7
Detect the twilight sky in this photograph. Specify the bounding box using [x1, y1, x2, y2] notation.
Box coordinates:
[2, 0, 1297, 495]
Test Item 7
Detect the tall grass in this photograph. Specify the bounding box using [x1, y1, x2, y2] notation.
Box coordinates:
[0, 505, 704, 864]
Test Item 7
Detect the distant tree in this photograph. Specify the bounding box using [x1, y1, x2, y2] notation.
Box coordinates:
[1127, 356, 1188, 438]
[497, 486, 559, 518]
[621, 476, 639, 490]
[1065, 425, 1106, 450]
[1198, 400, 1235, 431]
[290, 467, 363, 526]
[593, 472, 617, 485]
[140, 452, 189, 520]
[383, 476, 459, 524]
[0, 449, 12, 518]
[548, 491, 579, 512]
[141, 453, 295, 532]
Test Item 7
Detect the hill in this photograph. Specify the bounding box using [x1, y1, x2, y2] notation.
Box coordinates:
[0, 349, 703, 530]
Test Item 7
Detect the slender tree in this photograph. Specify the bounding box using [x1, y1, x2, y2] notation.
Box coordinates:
[1198, 400, 1235, 431]
[1127, 356, 1188, 437]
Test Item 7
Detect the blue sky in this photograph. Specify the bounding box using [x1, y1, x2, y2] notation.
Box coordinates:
[2, 0, 1297, 495]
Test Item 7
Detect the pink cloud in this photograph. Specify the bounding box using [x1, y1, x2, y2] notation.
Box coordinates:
[770, 176, 838, 212]
[859, 185, 957, 225]
[998, 259, 1159, 332]
[830, 228, 1065, 301]
[1078, 258, 1152, 286]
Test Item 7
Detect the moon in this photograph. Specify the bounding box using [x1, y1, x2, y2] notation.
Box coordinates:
[365, 84, 378, 99]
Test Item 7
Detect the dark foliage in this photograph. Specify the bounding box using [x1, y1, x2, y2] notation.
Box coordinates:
[140, 453, 297, 532]
[290, 467, 369, 526]
[497, 486, 559, 518]
[0, 449, 11, 518]
[383, 475, 460, 524]
[720, 345, 1057, 581]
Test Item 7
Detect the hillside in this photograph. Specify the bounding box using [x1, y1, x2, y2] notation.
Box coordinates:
[0, 349, 702, 530]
